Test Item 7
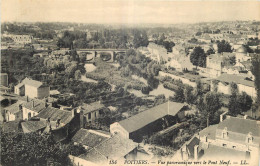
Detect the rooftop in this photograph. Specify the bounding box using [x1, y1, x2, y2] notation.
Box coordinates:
[21, 120, 46, 133]
[79, 134, 137, 163]
[4, 100, 26, 114]
[202, 144, 246, 160]
[199, 124, 218, 140]
[117, 101, 185, 133]
[22, 99, 46, 113]
[36, 106, 73, 125]
[80, 101, 105, 114]
[217, 117, 260, 136]
[22, 77, 43, 88]
[2, 121, 21, 133]
[72, 129, 110, 148]
[216, 73, 254, 87]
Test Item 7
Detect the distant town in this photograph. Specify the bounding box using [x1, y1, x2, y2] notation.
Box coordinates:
[1, 20, 260, 166]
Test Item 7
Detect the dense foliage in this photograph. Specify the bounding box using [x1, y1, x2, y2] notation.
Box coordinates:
[1, 132, 86, 166]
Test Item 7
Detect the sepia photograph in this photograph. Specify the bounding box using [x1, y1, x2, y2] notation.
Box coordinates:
[0, 0, 260, 165]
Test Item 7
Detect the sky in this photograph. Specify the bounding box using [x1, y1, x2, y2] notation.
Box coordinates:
[1, 0, 260, 24]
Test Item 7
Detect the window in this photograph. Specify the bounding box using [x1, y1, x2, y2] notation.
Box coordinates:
[232, 146, 236, 149]
[246, 132, 253, 144]
[222, 127, 228, 139]
[222, 144, 227, 147]
[88, 113, 91, 119]
[95, 112, 96, 118]
[28, 112, 31, 119]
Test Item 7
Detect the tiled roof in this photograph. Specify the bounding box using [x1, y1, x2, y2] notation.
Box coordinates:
[22, 100, 46, 113]
[217, 117, 260, 136]
[15, 82, 24, 88]
[79, 134, 137, 162]
[22, 77, 43, 88]
[2, 121, 21, 133]
[4, 100, 25, 114]
[199, 124, 218, 140]
[117, 101, 185, 133]
[72, 129, 110, 148]
[36, 106, 73, 124]
[21, 120, 46, 133]
[216, 74, 254, 87]
[202, 144, 246, 160]
[80, 101, 105, 114]
[79, 148, 107, 164]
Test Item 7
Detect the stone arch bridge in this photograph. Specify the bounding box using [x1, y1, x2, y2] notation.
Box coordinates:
[77, 49, 127, 63]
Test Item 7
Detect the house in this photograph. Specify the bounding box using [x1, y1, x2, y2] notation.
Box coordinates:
[14, 78, 50, 99]
[235, 46, 251, 63]
[36, 106, 78, 142]
[72, 129, 111, 149]
[110, 101, 186, 142]
[21, 120, 47, 133]
[76, 101, 107, 127]
[4, 100, 25, 122]
[7, 35, 33, 44]
[211, 74, 256, 98]
[69, 134, 138, 166]
[205, 53, 235, 78]
[22, 99, 47, 120]
[174, 116, 260, 165]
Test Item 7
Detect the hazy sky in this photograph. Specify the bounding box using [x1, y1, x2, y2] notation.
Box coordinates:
[1, 0, 260, 24]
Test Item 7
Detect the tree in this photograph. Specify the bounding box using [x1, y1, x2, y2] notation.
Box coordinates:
[237, 92, 253, 113]
[190, 47, 206, 68]
[184, 85, 195, 104]
[133, 30, 149, 48]
[251, 54, 260, 111]
[194, 79, 203, 97]
[74, 70, 81, 80]
[217, 40, 232, 53]
[196, 32, 202, 36]
[229, 91, 252, 115]
[173, 83, 185, 103]
[201, 92, 222, 127]
[1, 132, 86, 166]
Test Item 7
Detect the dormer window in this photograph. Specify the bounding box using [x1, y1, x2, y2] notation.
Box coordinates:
[246, 132, 253, 144]
[222, 127, 228, 139]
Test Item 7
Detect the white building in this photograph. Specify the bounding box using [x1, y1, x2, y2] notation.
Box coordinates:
[14, 78, 50, 99]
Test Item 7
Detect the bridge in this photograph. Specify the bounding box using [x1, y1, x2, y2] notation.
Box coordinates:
[77, 49, 128, 62]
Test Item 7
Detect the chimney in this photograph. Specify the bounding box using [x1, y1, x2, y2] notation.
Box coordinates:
[71, 109, 75, 117]
[80, 109, 84, 128]
[19, 104, 22, 111]
[45, 102, 48, 108]
[220, 114, 224, 122]
[32, 100, 35, 108]
[194, 145, 199, 160]
[27, 96, 29, 102]
[244, 115, 248, 119]
[220, 111, 228, 122]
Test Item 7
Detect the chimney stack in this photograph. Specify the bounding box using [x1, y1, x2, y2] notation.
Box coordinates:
[27, 96, 29, 102]
[244, 115, 248, 119]
[71, 109, 75, 117]
[80, 109, 84, 128]
[32, 100, 35, 108]
[194, 145, 199, 160]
